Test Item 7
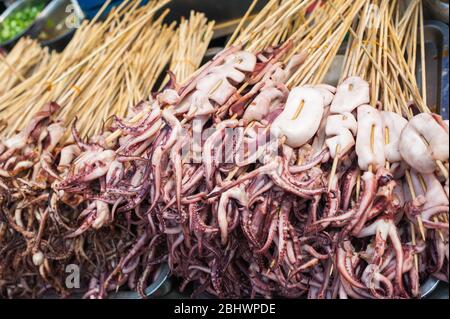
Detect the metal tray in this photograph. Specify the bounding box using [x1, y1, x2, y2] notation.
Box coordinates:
[41, 263, 172, 299]
[108, 263, 172, 299]
[28, 0, 85, 52]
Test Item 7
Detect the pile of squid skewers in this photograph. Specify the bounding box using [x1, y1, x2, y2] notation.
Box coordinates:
[0, 101, 167, 298]
[0, 39, 448, 299]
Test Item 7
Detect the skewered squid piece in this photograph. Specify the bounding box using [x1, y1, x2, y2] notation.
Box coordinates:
[356, 105, 385, 171]
[66, 199, 111, 238]
[304, 84, 336, 106]
[408, 170, 449, 230]
[26, 122, 66, 182]
[217, 184, 249, 245]
[325, 112, 357, 159]
[0, 102, 60, 161]
[357, 217, 407, 298]
[149, 108, 184, 208]
[271, 52, 308, 83]
[242, 83, 288, 123]
[311, 106, 330, 154]
[232, 53, 305, 121]
[234, 122, 273, 167]
[0, 103, 65, 182]
[72, 150, 117, 183]
[58, 145, 81, 171]
[202, 119, 240, 190]
[240, 56, 306, 123]
[323, 78, 366, 161]
[177, 46, 244, 100]
[174, 50, 256, 118]
[56, 144, 117, 190]
[272, 87, 325, 148]
[187, 51, 256, 116]
[43, 122, 66, 153]
[115, 103, 163, 154]
[399, 113, 449, 174]
[380, 111, 408, 163]
[330, 76, 370, 114]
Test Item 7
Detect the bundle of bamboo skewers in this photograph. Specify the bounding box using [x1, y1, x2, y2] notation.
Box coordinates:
[163, 11, 214, 86]
[0, 37, 52, 96]
[0, 0, 215, 140]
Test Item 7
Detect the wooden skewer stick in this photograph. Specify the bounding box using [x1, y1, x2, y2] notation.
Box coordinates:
[328, 145, 340, 191]
[410, 222, 420, 275]
[405, 170, 427, 241]
[51, 0, 170, 85]
[385, 120, 421, 272]
[417, 173, 445, 241]
[226, 0, 260, 48]
[355, 172, 361, 200]
[436, 160, 449, 180]
[419, 2, 427, 107]
[0, 48, 26, 82]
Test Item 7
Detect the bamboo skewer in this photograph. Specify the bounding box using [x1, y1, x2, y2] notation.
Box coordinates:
[0, 1, 217, 142]
[419, 2, 427, 107]
[330, 1, 442, 255]
[52, 0, 170, 86]
[161, 12, 214, 88]
[227, 0, 259, 48]
[0, 38, 50, 97]
[405, 170, 427, 240]
[0, 43, 28, 82]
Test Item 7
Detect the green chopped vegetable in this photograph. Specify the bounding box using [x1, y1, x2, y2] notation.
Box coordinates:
[0, 2, 45, 44]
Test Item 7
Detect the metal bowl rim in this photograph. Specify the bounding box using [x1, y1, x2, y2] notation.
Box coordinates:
[36, 0, 85, 45]
[0, 0, 48, 46]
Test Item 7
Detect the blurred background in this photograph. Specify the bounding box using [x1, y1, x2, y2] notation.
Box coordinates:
[0, 0, 272, 50]
[1, 0, 448, 51]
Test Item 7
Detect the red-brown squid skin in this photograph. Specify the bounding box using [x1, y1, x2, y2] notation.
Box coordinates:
[1, 42, 448, 299]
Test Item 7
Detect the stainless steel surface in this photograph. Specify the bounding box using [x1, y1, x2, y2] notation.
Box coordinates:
[108, 263, 172, 299]
[425, 0, 449, 23]
[28, 0, 84, 51]
[0, 0, 47, 47]
[424, 281, 449, 299]
[1, 0, 18, 8]
[421, 277, 441, 298]
[41, 263, 172, 299]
